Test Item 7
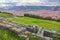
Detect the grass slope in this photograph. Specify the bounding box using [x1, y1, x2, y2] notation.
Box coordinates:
[0, 12, 60, 31]
[0, 13, 41, 40]
[9, 16, 60, 31]
[0, 12, 13, 18]
[0, 28, 24, 40]
[0, 12, 60, 40]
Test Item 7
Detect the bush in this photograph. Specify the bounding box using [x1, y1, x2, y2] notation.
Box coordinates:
[56, 19, 60, 22]
[24, 14, 29, 16]
[24, 14, 41, 19]
[24, 13, 60, 22]
[0, 11, 1, 13]
[44, 17, 52, 20]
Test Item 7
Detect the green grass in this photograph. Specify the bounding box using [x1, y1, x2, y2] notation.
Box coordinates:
[0, 13, 42, 40]
[0, 28, 25, 40]
[0, 13, 60, 31]
[0, 13, 13, 18]
[8, 16, 60, 32]
[29, 37, 42, 40]
[0, 12, 60, 40]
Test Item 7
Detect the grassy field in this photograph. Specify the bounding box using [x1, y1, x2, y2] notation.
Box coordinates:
[0, 13, 42, 40]
[0, 12, 60, 40]
[8, 16, 60, 32]
[0, 12, 13, 18]
[0, 28, 25, 40]
[0, 12, 60, 31]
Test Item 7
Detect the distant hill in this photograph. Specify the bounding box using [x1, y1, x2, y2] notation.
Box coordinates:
[0, 6, 60, 19]
[0, 6, 59, 11]
[52, 6, 60, 11]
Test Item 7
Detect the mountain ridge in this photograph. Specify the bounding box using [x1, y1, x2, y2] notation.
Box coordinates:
[0, 6, 60, 11]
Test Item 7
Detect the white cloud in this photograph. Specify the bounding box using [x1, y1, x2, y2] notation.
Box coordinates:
[15, 0, 41, 6]
[40, 0, 60, 6]
[13, 0, 60, 6]
[0, 0, 60, 7]
[0, 0, 17, 7]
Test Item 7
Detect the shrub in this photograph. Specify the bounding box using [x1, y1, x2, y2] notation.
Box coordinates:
[44, 17, 52, 20]
[24, 13, 60, 22]
[24, 14, 41, 19]
[56, 19, 60, 22]
[0, 11, 1, 13]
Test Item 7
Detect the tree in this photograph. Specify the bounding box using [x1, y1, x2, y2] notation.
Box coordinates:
[44, 17, 52, 20]
[56, 19, 60, 22]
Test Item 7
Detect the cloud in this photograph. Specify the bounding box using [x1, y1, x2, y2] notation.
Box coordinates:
[0, 0, 60, 7]
[39, 0, 60, 6]
[17, 0, 59, 6]
[15, 0, 41, 6]
[12, 0, 60, 6]
[0, 0, 17, 7]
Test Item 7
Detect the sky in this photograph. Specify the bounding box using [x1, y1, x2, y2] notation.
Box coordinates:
[0, 0, 60, 7]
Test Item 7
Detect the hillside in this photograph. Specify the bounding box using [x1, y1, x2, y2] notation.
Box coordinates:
[0, 12, 60, 31]
[0, 6, 60, 11]
[0, 12, 60, 40]
[0, 6, 60, 19]
[0, 13, 42, 40]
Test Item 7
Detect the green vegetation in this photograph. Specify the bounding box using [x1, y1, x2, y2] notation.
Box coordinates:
[0, 12, 13, 18]
[0, 13, 60, 31]
[52, 33, 60, 40]
[0, 28, 25, 40]
[30, 37, 41, 40]
[9, 16, 60, 31]
[24, 13, 60, 22]
[0, 12, 42, 40]
[0, 12, 60, 40]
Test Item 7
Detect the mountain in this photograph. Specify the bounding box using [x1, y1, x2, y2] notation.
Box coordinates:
[0, 6, 57, 11]
[52, 6, 60, 11]
[0, 6, 60, 19]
